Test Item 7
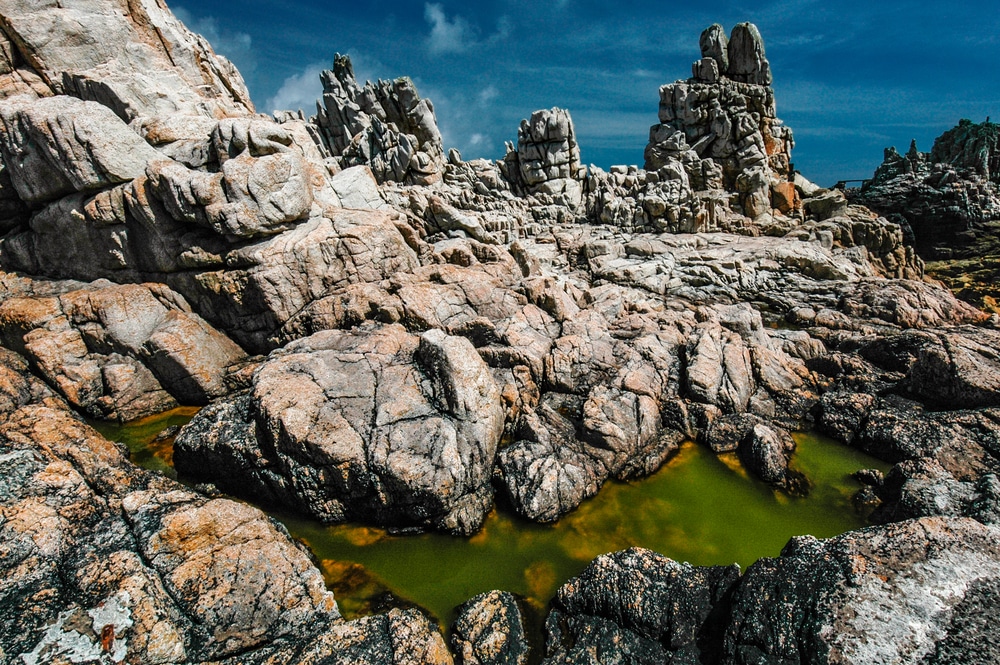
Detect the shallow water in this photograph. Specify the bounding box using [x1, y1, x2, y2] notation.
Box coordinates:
[90, 406, 200, 479]
[95, 410, 890, 625]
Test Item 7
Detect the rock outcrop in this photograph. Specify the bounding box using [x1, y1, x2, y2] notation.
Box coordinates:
[2, 4, 999, 663]
[503, 107, 585, 208]
[647, 23, 792, 188]
[852, 120, 1000, 258]
[0, 345, 453, 664]
[451, 591, 531, 665]
[723, 518, 1000, 665]
[538, 519, 1000, 665]
[0, 0, 254, 120]
[175, 324, 504, 535]
[0, 274, 245, 421]
[314, 53, 445, 185]
[542, 548, 739, 664]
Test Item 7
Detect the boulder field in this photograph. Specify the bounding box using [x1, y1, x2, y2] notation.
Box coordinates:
[0, 3, 998, 662]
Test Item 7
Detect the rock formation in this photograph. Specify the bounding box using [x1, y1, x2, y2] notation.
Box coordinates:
[503, 107, 585, 208]
[175, 324, 504, 535]
[647, 23, 792, 191]
[0, 274, 245, 421]
[0, 347, 453, 664]
[315, 54, 445, 185]
[852, 119, 1000, 258]
[1, 4, 999, 663]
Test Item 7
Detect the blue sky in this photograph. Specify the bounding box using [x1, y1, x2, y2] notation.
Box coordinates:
[173, 0, 1000, 186]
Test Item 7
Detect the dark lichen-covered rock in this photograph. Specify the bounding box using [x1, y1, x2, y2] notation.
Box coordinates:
[542, 548, 740, 664]
[224, 608, 453, 665]
[852, 120, 1000, 258]
[0, 348, 350, 664]
[724, 517, 1000, 665]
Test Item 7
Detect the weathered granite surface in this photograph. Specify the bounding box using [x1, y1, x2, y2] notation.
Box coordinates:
[1, 4, 999, 662]
[0, 273, 245, 421]
[0, 346, 454, 664]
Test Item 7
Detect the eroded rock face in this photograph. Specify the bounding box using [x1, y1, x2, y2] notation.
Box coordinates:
[504, 107, 584, 208]
[542, 548, 740, 664]
[176, 324, 504, 534]
[647, 22, 791, 187]
[0, 275, 245, 420]
[0, 95, 162, 207]
[0, 0, 254, 120]
[540, 519, 1000, 665]
[851, 120, 1000, 261]
[315, 53, 445, 185]
[0, 349, 340, 663]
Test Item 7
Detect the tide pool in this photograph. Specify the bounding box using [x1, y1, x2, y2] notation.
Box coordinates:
[94, 411, 889, 625]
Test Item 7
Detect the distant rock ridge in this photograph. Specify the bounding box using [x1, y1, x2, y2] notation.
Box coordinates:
[852, 119, 1000, 258]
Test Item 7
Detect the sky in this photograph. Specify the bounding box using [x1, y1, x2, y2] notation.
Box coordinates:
[172, 0, 1000, 187]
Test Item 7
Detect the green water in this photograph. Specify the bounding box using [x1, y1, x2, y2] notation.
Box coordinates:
[96, 411, 890, 625]
[90, 406, 200, 479]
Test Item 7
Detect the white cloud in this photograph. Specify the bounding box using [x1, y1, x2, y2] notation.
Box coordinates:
[173, 6, 256, 75]
[265, 63, 326, 114]
[477, 85, 499, 106]
[425, 3, 474, 54]
[489, 16, 512, 44]
[417, 80, 509, 161]
[424, 5, 510, 55]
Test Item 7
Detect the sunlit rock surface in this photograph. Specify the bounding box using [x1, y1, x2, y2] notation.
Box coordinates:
[1, 2, 999, 662]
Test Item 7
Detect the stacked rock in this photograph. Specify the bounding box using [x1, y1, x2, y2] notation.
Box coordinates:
[315, 54, 445, 185]
[504, 107, 585, 208]
[645, 22, 795, 219]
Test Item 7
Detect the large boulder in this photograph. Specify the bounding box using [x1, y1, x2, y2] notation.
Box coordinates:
[0, 95, 162, 206]
[175, 324, 504, 534]
[0, 276, 245, 420]
[542, 548, 740, 664]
